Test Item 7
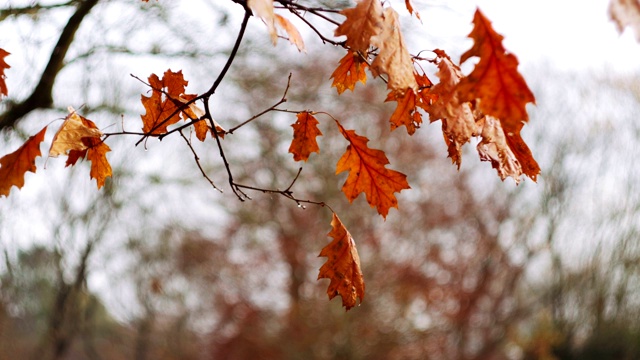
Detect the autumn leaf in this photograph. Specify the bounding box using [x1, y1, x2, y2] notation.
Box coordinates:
[404, 0, 421, 20]
[385, 71, 435, 135]
[330, 51, 368, 94]
[457, 8, 535, 133]
[49, 107, 103, 157]
[289, 112, 322, 162]
[248, 0, 277, 44]
[0, 126, 47, 197]
[64, 116, 112, 189]
[610, 0, 640, 41]
[370, 8, 418, 94]
[476, 115, 524, 183]
[335, 120, 410, 218]
[318, 212, 365, 311]
[334, 0, 384, 53]
[275, 14, 305, 52]
[179, 95, 225, 141]
[0, 48, 9, 97]
[427, 51, 479, 168]
[141, 69, 196, 135]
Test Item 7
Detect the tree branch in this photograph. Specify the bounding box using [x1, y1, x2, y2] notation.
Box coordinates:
[0, 0, 99, 131]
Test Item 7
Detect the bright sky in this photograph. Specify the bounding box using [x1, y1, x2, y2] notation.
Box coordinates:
[419, 0, 640, 72]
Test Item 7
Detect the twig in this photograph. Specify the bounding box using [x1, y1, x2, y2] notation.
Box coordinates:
[227, 73, 292, 134]
[178, 130, 223, 192]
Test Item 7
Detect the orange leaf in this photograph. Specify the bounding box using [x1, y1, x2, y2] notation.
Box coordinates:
[288, 112, 322, 162]
[457, 9, 535, 133]
[370, 8, 418, 94]
[334, 0, 384, 53]
[335, 120, 410, 218]
[64, 116, 112, 189]
[427, 51, 479, 168]
[178, 95, 225, 142]
[0, 126, 47, 197]
[275, 14, 305, 52]
[49, 107, 103, 157]
[0, 48, 9, 97]
[404, 0, 421, 20]
[318, 213, 364, 311]
[330, 51, 368, 94]
[141, 69, 194, 135]
[385, 72, 435, 135]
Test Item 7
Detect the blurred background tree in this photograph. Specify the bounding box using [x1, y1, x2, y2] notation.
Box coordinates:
[1, 1, 640, 359]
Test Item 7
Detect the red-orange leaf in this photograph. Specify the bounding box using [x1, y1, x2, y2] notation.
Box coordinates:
[0, 126, 47, 197]
[335, 120, 410, 218]
[385, 72, 435, 135]
[0, 48, 9, 97]
[318, 212, 364, 311]
[141, 69, 195, 135]
[64, 116, 112, 189]
[457, 9, 535, 133]
[289, 112, 322, 162]
[330, 51, 368, 94]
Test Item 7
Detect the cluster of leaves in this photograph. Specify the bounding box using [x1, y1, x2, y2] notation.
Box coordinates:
[13, 0, 639, 310]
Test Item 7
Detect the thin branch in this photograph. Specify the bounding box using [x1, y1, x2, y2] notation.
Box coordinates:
[0, 1, 76, 21]
[178, 130, 223, 192]
[227, 73, 292, 134]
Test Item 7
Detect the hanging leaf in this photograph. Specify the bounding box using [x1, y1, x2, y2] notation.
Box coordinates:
[386, 71, 435, 134]
[289, 112, 322, 162]
[334, 0, 384, 53]
[49, 107, 103, 157]
[335, 120, 410, 218]
[0, 126, 47, 197]
[331, 51, 368, 94]
[275, 14, 306, 52]
[0, 48, 10, 97]
[141, 69, 196, 135]
[248, 0, 278, 44]
[64, 116, 112, 189]
[457, 9, 535, 134]
[318, 212, 365, 311]
[370, 8, 418, 95]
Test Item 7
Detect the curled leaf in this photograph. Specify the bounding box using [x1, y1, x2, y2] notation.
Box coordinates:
[334, 0, 384, 53]
[49, 107, 103, 157]
[318, 213, 365, 311]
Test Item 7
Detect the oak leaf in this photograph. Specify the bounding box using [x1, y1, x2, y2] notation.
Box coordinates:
[385, 71, 435, 135]
[0, 126, 47, 197]
[330, 51, 368, 94]
[141, 69, 195, 135]
[179, 95, 225, 141]
[318, 213, 364, 311]
[370, 8, 418, 95]
[248, 0, 278, 44]
[49, 107, 103, 157]
[404, 0, 421, 20]
[288, 112, 322, 162]
[0, 48, 9, 97]
[335, 120, 410, 218]
[64, 116, 112, 189]
[275, 14, 305, 52]
[427, 51, 479, 168]
[610, 0, 640, 41]
[334, 0, 384, 53]
[457, 9, 535, 134]
[476, 115, 524, 183]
